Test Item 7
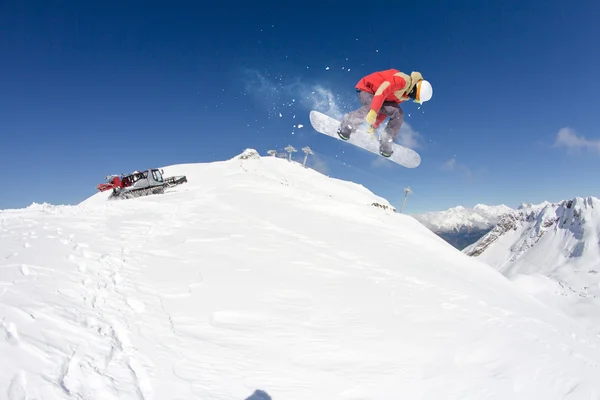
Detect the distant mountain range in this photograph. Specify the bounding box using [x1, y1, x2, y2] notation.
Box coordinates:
[415, 197, 600, 335]
[463, 197, 600, 334]
[412, 204, 513, 249]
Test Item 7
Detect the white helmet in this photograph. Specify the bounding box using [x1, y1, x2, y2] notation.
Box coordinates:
[415, 79, 433, 104]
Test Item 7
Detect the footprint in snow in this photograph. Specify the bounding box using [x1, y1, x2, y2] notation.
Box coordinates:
[19, 265, 30, 276]
[72, 243, 90, 252]
[126, 298, 146, 313]
[2, 321, 20, 346]
[112, 272, 122, 286]
[7, 370, 27, 400]
[77, 262, 87, 273]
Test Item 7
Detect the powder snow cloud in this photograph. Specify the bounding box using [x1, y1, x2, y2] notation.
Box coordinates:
[377, 119, 422, 150]
[241, 68, 353, 120]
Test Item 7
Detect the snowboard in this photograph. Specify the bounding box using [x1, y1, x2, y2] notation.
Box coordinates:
[309, 110, 421, 168]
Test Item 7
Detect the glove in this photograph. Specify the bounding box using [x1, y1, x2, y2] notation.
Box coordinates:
[365, 109, 377, 126]
[367, 126, 376, 137]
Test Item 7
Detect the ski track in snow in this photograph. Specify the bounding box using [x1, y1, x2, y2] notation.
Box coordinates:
[1, 153, 600, 399]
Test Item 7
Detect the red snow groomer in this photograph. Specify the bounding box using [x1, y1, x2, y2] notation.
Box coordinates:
[96, 169, 187, 200]
[97, 175, 123, 192]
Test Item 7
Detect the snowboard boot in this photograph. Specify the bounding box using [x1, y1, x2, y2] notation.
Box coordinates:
[337, 126, 350, 141]
[379, 133, 395, 157]
[379, 145, 393, 157]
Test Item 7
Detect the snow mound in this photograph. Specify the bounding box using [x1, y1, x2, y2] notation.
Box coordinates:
[233, 148, 262, 160]
[1, 202, 63, 213]
[2, 156, 600, 399]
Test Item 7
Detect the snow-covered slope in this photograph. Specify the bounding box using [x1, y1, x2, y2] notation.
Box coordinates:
[2, 150, 600, 399]
[413, 204, 513, 249]
[464, 197, 600, 334]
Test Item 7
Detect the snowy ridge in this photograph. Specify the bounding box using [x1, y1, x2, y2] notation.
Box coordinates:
[464, 196, 600, 334]
[413, 204, 513, 233]
[2, 151, 600, 399]
[517, 201, 552, 211]
[412, 204, 513, 250]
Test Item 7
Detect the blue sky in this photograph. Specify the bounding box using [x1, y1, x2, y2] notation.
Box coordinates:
[1, 0, 599, 214]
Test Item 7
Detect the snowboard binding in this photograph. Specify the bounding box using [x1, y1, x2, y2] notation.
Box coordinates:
[336, 128, 350, 141]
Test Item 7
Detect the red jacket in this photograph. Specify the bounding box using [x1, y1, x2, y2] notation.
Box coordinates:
[355, 69, 411, 114]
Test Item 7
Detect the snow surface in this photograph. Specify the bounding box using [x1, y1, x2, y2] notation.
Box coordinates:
[464, 197, 600, 336]
[413, 204, 513, 233]
[2, 150, 600, 399]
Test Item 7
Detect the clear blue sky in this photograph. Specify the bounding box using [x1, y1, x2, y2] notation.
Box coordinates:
[2, 0, 599, 213]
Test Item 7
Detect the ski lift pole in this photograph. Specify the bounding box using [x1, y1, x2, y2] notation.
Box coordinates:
[400, 186, 412, 213]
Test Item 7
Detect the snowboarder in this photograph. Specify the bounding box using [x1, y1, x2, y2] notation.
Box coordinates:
[337, 69, 433, 157]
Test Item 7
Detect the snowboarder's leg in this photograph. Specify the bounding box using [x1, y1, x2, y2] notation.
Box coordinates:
[337, 91, 374, 140]
[377, 102, 404, 157]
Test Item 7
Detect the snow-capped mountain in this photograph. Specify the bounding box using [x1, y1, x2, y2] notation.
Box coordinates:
[413, 204, 513, 249]
[464, 197, 600, 334]
[2, 150, 600, 399]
